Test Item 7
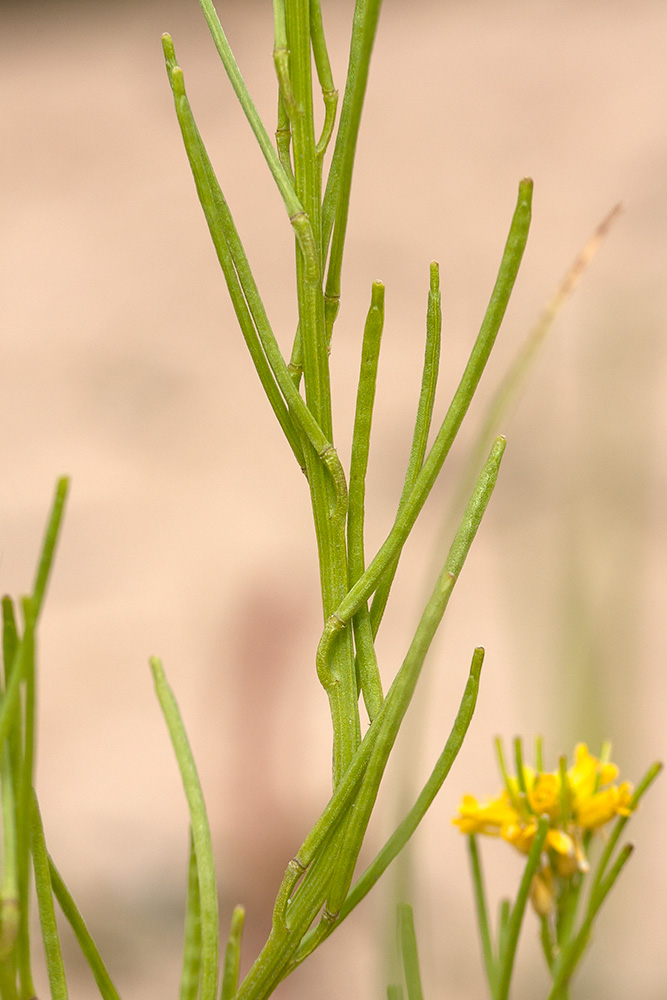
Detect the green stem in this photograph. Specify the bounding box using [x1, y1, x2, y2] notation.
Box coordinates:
[547, 846, 634, 999]
[285, 0, 360, 785]
[275, 93, 295, 182]
[235, 821, 342, 1000]
[281, 426, 496, 976]
[273, 0, 298, 120]
[293, 644, 483, 965]
[468, 835, 497, 997]
[495, 816, 550, 1000]
[314, 436, 504, 933]
[398, 903, 424, 1000]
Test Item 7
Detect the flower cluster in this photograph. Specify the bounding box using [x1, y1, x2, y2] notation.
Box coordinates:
[453, 742, 635, 912]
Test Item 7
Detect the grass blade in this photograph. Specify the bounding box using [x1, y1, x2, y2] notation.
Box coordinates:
[495, 816, 550, 1000]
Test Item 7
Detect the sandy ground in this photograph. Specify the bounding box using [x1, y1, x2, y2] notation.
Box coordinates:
[1, 1, 666, 997]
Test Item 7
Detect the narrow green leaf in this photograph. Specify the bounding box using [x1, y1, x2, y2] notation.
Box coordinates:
[322, 0, 384, 334]
[2, 597, 18, 693]
[370, 262, 441, 635]
[1, 599, 22, 804]
[180, 830, 202, 1000]
[32, 477, 69, 621]
[48, 856, 122, 1000]
[151, 658, 219, 1000]
[318, 180, 532, 677]
[349, 281, 385, 719]
[0, 742, 19, 961]
[18, 599, 37, 854]
[220, 905, 245, 1000]
[162, 36, 352, 525]
[0, 602, 20, 964]
[0, 475, 68, 755]
[30, 793, 68, 1000]
[162, 35, 305, 471]
[197, 0, 303, 218]
[14, 601, 37, 999]
[348, 281, 385, 584]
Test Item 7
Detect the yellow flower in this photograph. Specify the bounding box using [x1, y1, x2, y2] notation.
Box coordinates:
[452, 740, 637, 912]
[452, 792, 517, 836]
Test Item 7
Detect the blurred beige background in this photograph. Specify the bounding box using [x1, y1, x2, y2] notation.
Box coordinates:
[1, 0, 666, 997]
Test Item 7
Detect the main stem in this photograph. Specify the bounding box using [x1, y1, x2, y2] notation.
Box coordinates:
[285, 0, 360, 784]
